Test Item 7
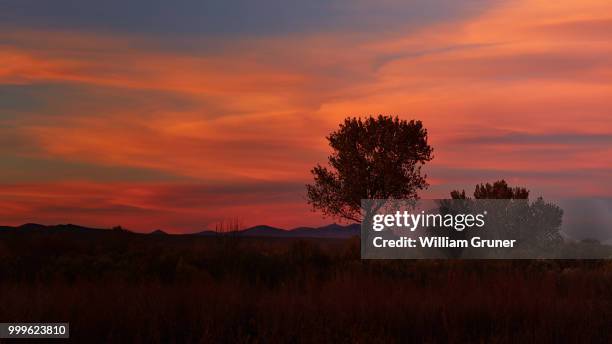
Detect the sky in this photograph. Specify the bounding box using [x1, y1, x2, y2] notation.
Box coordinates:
[1, 0, 611, 232]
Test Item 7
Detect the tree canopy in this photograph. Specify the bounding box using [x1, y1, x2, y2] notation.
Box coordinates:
[447, 180, 563, 253]
[306, 115, 433, 222]
[451, 180, 529, 200]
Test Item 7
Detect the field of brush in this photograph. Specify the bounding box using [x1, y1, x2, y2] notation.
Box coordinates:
[1, 229, 612, 343]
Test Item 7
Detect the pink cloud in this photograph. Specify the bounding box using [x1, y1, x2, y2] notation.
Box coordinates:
[1, 0, 611, 230]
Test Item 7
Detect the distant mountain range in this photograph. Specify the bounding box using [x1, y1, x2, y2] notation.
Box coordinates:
[196, 223, 360, 238]
[0, 223, 361, 239]
[0, 223, 108, 233]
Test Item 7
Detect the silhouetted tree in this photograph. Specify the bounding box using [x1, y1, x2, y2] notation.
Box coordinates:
[448, 180, 563, 254]
[451, 180, 529, 199]
[306, 115, 433, 222]
[527, 197, 564, 246]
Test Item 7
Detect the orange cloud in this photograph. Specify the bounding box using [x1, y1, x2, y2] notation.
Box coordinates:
[1, 0, 611, 230]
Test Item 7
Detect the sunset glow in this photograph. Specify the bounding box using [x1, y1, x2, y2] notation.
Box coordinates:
[1, 0, 611, 232]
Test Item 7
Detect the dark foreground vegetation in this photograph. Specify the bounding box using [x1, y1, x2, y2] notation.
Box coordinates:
[1, 229, 612, 343]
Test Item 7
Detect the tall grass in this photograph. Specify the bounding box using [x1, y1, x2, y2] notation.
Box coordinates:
[1, 231, 611, 343]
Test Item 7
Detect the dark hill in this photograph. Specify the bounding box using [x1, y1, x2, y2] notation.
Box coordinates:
[0, 223, 361, 238]
[0, 223, 107, 233]
[291, 223, 360, 238]
[196, 223, 359, 238]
